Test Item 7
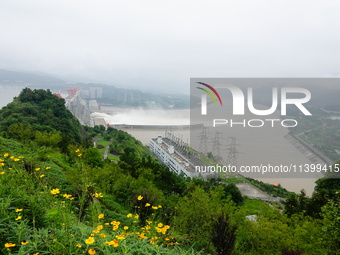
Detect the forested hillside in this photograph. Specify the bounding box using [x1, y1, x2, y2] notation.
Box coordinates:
[0, 88, 339, 255]
[0, 88, 88, 150]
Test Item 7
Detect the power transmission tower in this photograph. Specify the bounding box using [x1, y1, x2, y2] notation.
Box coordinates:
[211, 131, 223, 160]
[198, 126, 209, 155]
[225, 137, 240, 168]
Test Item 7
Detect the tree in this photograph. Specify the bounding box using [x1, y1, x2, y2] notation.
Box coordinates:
[84, 147, 104, 168]
[35, 130, 62, 147]
[211, 212, 237, 255]
[321, 192, 340, 253]
[0, 88, 86, 146]
[223, 183, 244, 205]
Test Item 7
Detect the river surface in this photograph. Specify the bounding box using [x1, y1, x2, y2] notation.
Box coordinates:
[0, 85, 23, 107]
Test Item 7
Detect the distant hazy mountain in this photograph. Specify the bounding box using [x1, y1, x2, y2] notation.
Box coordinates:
[0, 69, 189, 109]
[0, 69, 67, 87]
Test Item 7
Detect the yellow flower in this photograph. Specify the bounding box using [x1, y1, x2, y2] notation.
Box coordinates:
[110, 221, 120, 226]
[51, 188, 60, 195]
[100, 233, 107, 237]
[0, 163, 5, 167]
[113, 240, 119, 247]
[92, 229, 100, 234]
[146, 220, 152, 224]
[85, 237, 95, 245]
[158, 205, 162, 208]
[145, 203, 151, 207]
[63, 194, 72, 199]
[14, 158, 20, 161]
[106, 239, 119, 247]
[75, 149, 80, 153]
[150, 240, 156, 244]
[115, 235, 126, 240]
[139, 233, 147, 239]
[98, 213, 104, 219]
[113, 225, 119, 231]
[35, 168, 40, 171]
[33, 253, 39, 255]
[161, 227, 168, 234]
[137, 195, 143, 200]
[10, 156, 14, 159]
[123, 226, 129, 230]
[93, 192, 103, 198]
[127, 213, 133, 218]
[16, 216, 22, 220]
[152, 206, 158, 210]
[157, 223, 163, 228]
[0, 171, 5, 174]
[78, 153, 82, 157]
[21, 241, 28, 245]
[134, 214, 139, 219]
[97, 225, 103, 230]
[88, 248, 96, 255]
[15, 209, 23, 212]
[46, 167, 51, 170]
[4, 153, 9, 157]
[39, 174, 45, 178]
[5, 243, 16, 248]
[76, 244, 82, 248]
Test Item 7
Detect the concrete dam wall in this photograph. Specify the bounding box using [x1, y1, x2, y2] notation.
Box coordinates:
[65, 91, 91, 126]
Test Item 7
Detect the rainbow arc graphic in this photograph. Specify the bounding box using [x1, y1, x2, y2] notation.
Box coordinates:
[196, 82, 223, 106]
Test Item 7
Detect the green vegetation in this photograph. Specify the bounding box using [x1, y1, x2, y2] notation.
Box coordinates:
[245, 177, 292, 198]
[0, 88, 88, 150]
[0, 88, 339, 254]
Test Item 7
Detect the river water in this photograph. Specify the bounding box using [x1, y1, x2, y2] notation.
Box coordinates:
[0, 85, 23, 107]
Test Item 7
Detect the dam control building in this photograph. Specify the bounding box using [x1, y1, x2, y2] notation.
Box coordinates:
[149, 132, 214, 178]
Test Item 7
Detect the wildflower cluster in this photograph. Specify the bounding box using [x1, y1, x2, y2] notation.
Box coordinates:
[75, 149, 82, 157]
[72, 196, 177, 254]
[0, 153, 25, 175]
[15, 208, 23, 221]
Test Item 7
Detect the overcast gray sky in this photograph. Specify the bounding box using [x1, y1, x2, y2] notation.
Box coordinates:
[1, 0, 340, 93]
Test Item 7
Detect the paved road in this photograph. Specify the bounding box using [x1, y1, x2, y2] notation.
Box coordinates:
[235, 182, 284, 204]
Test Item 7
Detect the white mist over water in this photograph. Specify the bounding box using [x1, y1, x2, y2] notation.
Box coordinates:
[91, 108, 190, 126]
